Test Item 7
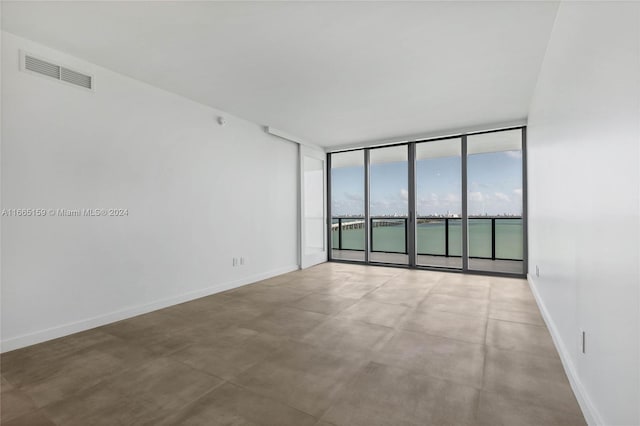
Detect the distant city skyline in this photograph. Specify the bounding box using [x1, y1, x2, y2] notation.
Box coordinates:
[331, 150, 523, 217]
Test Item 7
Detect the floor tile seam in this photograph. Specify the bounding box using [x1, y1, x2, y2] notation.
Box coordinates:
[242, 293, 319, 308]
[487, 306, 540, 316]
[489, 294, 537, 302]
[224, 378, 322, 421]
[288, 303, 361, 325]
[349, 297, 417, 311]
[477, 386, 587, 419]
[342, 284, 385, 297]
[0, 390, 42, 423]
[235, 336, 313, 366]
[479, 341, 489, 404]
[160, 299, 266, 320]
[412, 305, 490, 319]
[314, 317, 397, 335]
[274, 294, 324, 310]
[17, 347, 163, 409]
[287, 291, 362, 313]
[428, 291, 490, 302]
[408, 304, 491, 322]
[485, 316, 547, 328]
[35, 373, 127, 420]
[0, 374, 15, 388]
[229, 304, 323, 326]
[483, 286, 492, 341]
[309, 287, 373, 299]
[166, 350, 240, 383]
[487, 300, 540, 309]
[259, 304, 334, 320]
[101, 352, 226, 396]
[313, 357, 387, 423]
[367, 355, 486, 391]
[483, 341, 561, 361]
[1, 408, 57, 426]
[140, 378, 229, 426]
[276, 337, 380, 368]
[429, 287, 490, 305]
[335, 308, 413, 330]
[359, 296, 426, 309]
[470, 372, 484, 424]
[0, 338, 114, 381]
[79, 361, 226, 421]
[394, 323, 486, 346]
[479, 286, 492, 400]
[354, 358, 487, 395]
[284, 335, 384, 366]
[368, 284, 436, 295]
[384, 326, 487, 351]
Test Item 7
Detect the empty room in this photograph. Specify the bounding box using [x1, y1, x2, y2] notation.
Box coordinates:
[1, 1, 638, 425]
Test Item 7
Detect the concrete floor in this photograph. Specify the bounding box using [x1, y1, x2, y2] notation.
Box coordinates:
[1, 263, 584, 425]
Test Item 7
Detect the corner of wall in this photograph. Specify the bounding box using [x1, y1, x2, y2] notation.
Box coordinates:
[527, 274, 604, 426]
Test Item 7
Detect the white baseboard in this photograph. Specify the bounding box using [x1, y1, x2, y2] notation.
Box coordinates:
[527, 274, 604, 426]
[1, 264, 300, 353]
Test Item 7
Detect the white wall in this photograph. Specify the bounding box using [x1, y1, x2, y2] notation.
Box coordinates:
[1, 32, 299, 351]
[527, 2, 640, 425]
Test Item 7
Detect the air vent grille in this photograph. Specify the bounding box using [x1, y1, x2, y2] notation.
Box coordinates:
[61, 67, 92, 89]
[25, 55, 60, 79]
[22, 53, 93, 91]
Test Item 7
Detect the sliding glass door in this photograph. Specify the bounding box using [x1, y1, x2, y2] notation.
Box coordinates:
[329, 150, 365, 262]
[466, 129, 524, 274]
[369, 145, 409, 265]
[415, 138, 463, 269]
[327, 127, 526, 276]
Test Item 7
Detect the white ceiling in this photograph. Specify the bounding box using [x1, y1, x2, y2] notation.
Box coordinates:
[2, 1, 559, 148]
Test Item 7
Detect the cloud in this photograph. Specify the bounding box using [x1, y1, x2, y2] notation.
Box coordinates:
[344, 192, 363, 201]
[469, 191, 484, 202]
[470, 181, 490, 190]
[513, 188, 523, 197]
[505, 151, 522, 159]
[400, 189, 409, 200]
[494, 192, 510, 202]
[443, 193, 459, 203]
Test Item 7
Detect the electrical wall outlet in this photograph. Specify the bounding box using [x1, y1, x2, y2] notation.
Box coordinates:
[232, 258, 237, 267]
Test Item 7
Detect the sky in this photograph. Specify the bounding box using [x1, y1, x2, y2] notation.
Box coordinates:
[331, 150, 522, 217]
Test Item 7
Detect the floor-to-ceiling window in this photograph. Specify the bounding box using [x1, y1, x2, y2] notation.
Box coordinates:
[329, 150, 365, 261]
[466, 129, 524, 274]
[415, 138, 463, 269]
[327, 127, 526, 277]
[369, 145, 409, 265]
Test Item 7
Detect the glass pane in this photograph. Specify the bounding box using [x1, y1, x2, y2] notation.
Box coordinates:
[468, 218, 492, 258]
[416, 138, 462, 269]
[369, 145, 408, 265]
[330, 150, 365, 261]
[467, 129, 524, 274]
[495, 218, 524, 260]
[371, 218, 407, 253]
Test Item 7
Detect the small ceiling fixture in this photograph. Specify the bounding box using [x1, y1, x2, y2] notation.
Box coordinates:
[217, 116, 226, 126]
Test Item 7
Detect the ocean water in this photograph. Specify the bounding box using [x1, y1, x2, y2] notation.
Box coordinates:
[332, 219, 523, 260]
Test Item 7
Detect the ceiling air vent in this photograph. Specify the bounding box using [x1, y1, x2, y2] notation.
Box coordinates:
[21, 51, 93, 91]
[60, 67, 92, 89]
[24, 55, 60, 79]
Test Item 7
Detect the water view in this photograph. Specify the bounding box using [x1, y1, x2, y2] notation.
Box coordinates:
[332, 217, 523, 260]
